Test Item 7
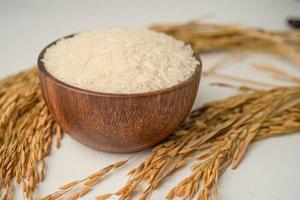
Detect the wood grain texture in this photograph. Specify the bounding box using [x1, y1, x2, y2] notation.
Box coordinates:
[37, 36, 202, 153]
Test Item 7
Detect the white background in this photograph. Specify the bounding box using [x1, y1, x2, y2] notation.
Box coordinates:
[1, 0, 300, 199]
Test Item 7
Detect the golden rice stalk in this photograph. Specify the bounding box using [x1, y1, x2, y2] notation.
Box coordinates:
[252, 63, 300, 85]
[0, 68, 63, 200]
[151, 21, 300, 65]
[42, 159, 129, 200]
[112, 87, 300, 200]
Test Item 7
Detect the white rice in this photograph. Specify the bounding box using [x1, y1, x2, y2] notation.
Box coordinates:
[43, 28, 199, 94]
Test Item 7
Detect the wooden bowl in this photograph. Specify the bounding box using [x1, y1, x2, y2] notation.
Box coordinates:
[37, 36, 202, 153]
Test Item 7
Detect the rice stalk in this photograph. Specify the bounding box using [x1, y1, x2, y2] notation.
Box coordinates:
[90, 87, 300, 200]
[151, 21, 300, 65]
[0, 68, 63, 200]
[252, 63, 300, 84]
[42, 159, 129, 200]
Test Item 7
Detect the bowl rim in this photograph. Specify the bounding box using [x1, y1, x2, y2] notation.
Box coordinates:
[37, 34, 202, 98]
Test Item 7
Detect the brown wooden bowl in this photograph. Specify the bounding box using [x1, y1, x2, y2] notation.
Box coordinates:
[37, 36, 202, 153]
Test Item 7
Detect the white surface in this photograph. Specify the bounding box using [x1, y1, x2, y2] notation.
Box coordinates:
[1, 0, 300, 200]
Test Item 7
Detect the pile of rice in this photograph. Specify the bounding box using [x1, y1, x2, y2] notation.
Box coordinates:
[43, 28, 199, 93]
